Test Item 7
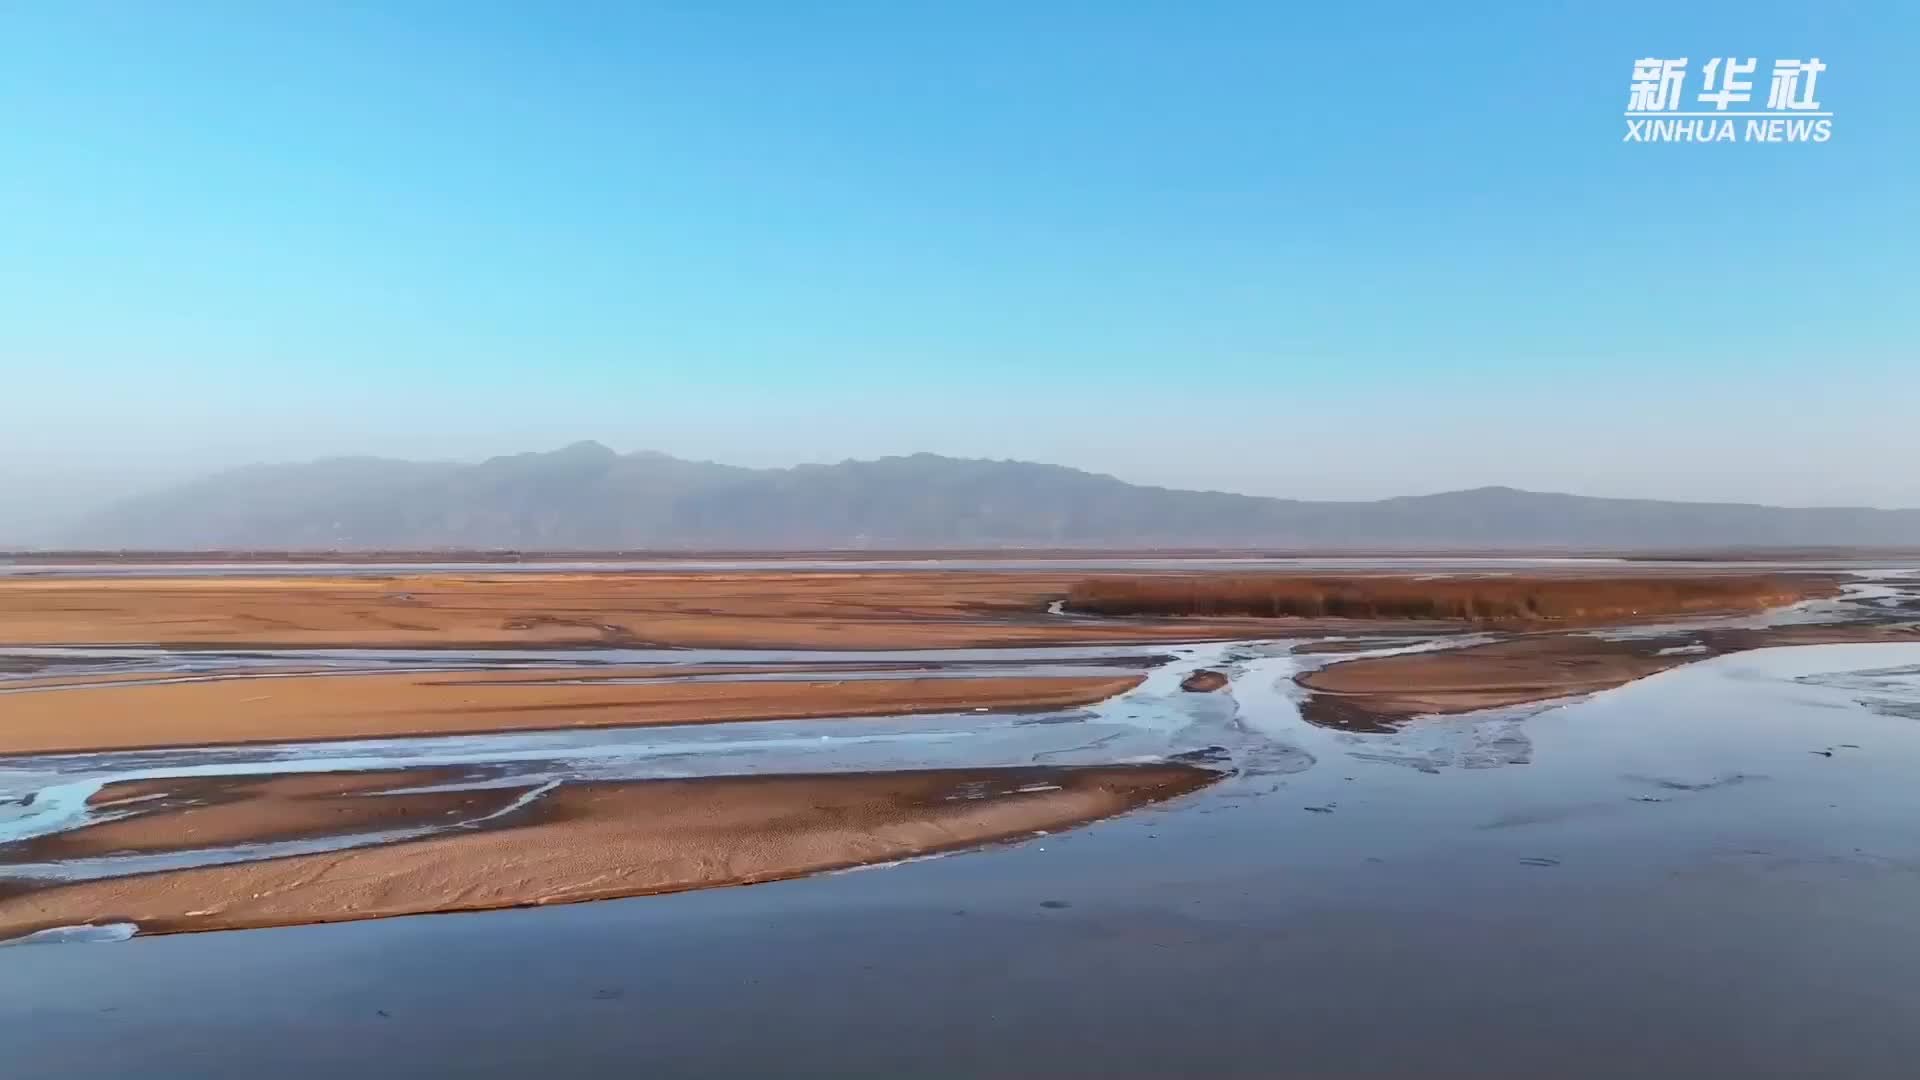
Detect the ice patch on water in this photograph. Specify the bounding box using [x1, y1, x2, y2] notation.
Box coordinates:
[1657, 644, 1710, 656]
[1, 922, 137, 946]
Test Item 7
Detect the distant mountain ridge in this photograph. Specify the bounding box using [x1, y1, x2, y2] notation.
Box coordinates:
[54, 442, 1920, 550]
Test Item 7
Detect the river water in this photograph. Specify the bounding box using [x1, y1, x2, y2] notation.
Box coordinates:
[4, 573, 1920, 1077]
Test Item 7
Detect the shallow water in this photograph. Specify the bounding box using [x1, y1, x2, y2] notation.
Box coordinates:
[0, 641, 1181, 681]
[5, 570, 1920, 1077]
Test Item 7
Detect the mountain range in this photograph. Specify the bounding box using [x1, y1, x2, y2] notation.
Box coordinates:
[39, 441, 1920, 551]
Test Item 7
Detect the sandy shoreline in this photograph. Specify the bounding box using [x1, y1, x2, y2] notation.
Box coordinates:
[1297, 621, 1920, 728]
[1298, 636, 1687, 726]
[0, 669, 1144, 755]
[0, 763, 1219, 939]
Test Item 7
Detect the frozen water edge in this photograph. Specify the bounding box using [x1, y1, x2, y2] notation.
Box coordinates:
[0, 922, 136, 946]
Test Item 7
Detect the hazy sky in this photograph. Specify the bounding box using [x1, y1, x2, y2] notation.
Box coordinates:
[2, 1, 1915, 510]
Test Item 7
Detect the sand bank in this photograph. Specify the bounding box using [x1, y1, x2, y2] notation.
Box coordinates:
[13, 768, 509, 860]
[1297, 622, 1920, 728]
[0, 763, 1218, 939]
[0, 669, 1143, 755]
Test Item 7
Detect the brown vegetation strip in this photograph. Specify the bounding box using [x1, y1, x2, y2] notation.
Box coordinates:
[1066, 574, 1828, 624]
[0, 670, 1144, 755]
[0, 764, 1219, 939]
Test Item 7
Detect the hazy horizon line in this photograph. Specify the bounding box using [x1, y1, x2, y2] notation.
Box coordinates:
[81, 440, 1920, 514]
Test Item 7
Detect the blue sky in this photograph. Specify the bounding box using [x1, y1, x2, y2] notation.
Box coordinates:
[2, 1, 1914, 508]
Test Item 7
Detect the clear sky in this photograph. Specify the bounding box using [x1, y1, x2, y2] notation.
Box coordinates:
[2, 1, 1915, 513]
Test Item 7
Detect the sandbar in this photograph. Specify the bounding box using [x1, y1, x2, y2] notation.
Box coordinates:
[0, 669, 1145, 755]
[1297, 622, 1920, 728]
[0, 763, 1219, 939]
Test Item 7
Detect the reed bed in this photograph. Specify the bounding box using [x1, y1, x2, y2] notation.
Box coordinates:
[1063, 575, 1819, 623]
